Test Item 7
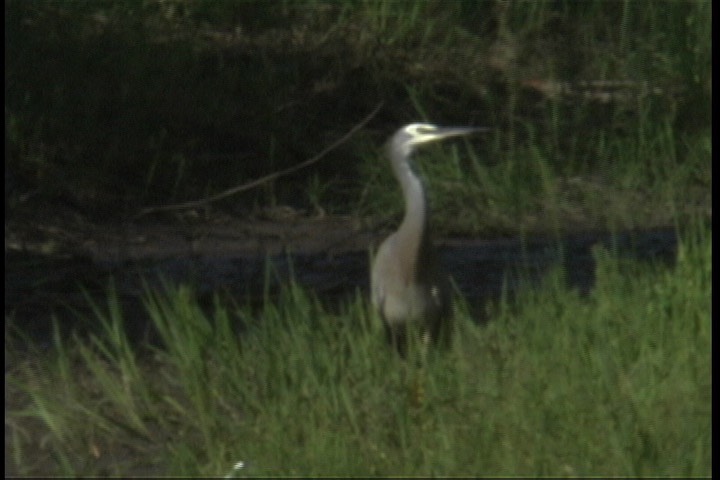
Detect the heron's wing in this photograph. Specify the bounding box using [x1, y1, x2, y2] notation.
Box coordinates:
[370, 239, 390, 311]
[370, 233, 404, 316]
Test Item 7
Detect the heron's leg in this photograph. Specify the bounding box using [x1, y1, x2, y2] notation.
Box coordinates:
[407, 329, 429, 408]
[421, 330, 431, 348]
[384, 322, 408, 358]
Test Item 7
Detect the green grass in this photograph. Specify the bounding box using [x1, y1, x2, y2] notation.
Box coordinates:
[5, 1, 711, 476]
[357, 117, 710, 237]
[6, 221, 710, 476]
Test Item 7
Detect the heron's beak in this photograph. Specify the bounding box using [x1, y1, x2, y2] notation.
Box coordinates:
[422, 126, 489, 143]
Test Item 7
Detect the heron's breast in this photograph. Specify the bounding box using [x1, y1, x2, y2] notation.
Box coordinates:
[380, 283, 442, 327]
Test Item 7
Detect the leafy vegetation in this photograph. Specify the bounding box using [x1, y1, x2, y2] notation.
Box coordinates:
[6, 0, 710, 231]
[5, 0, 711, 476]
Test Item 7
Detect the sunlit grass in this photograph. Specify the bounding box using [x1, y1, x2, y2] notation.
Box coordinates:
[6, 221, 710, 476]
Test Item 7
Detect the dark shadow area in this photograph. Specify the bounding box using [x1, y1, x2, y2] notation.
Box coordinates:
[5, 226, 678, 350]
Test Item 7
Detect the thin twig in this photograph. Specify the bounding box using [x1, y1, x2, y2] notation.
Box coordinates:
[133, 102, 383, 220]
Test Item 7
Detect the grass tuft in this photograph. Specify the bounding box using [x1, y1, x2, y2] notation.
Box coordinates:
[6, 221, 710, 476]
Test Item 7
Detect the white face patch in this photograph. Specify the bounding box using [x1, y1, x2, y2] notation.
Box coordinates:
[404, 123, 438, 136]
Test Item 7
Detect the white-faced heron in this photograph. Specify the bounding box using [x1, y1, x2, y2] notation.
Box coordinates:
[371, 123, 486, 355]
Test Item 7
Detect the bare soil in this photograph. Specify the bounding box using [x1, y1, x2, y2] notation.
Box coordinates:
[5, 200, 383, 262]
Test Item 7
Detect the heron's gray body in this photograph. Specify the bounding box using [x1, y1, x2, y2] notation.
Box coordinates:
[371, 227, 448, 330]
[371, 123, 481, 353]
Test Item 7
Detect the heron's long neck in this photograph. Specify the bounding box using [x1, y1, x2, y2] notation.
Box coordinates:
[393, 157, 430, 276]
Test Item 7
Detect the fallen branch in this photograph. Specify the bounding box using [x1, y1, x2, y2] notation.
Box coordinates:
[133, 102, 383, 220]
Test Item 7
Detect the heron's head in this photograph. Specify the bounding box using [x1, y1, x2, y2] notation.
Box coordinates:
[391, 123, 486, 158]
